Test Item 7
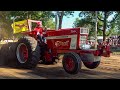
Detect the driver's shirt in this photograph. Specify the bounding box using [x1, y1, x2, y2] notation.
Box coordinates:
[33, 27, 43, 36]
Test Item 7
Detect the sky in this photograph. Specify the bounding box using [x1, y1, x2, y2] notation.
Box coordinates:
[62, 11, 80, 28]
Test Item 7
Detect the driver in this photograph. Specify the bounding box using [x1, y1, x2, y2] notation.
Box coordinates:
[33, 22, 45, 43]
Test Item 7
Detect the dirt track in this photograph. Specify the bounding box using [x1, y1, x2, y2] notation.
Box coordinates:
[0, 54, 120, 79]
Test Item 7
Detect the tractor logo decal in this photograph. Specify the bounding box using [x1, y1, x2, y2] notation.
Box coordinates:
[15, 24, 28, 29]
[71, 30, 77, 34]
[55, 41, 69, 47]
[11, 20, 29, 34]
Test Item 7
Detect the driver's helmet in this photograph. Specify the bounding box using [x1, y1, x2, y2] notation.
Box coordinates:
[36, 22, 42, 27]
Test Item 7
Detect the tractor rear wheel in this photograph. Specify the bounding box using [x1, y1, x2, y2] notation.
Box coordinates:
[62, 52, 82, 74]
[16, 36, 40, 69]
[0, 42, 17, 66]
[83, 61, 100, 69]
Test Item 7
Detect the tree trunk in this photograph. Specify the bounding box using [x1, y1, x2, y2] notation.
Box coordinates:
[27, 11, 31, 19]
[95, 11, 98, 49]
[29, 14, 31, 19]
[58, 11, 64, 29]
[103, 12, 107, 42]
[55, 11, 58, 30]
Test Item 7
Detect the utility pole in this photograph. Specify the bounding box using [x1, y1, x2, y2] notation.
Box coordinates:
[95, 11, 98, 49]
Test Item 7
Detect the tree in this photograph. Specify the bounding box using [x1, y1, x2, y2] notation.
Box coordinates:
[114, 13, 120, 35]
[97, 11, 119, 41]
[0, 11, 13, 39]
[44, 18, 55, 29]
[55, 11, 74, 29]
[0, 11, 56, 39]
[9, 11, 55, 28]
[73, 11, 119, 41]
[73, 12, 102, 37]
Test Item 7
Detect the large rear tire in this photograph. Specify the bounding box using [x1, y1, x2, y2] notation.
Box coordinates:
[62, 52, 82, 74]
[16, 36, 40, 69]
[0, 42, 17, 66]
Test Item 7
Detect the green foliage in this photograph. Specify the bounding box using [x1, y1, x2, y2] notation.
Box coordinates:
[0, 11, 75, 40]
[73, 11, 119, 40]
[114, 13, 120, 36]
[0, 11, 13, 39]
[9, 11, 54, 27]
[0, 11, 55, 39]
[44, 18, 55, 29]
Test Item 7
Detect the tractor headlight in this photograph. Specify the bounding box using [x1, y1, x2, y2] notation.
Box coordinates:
[81, 44, 91, 50]
[103, 49, 106, 53]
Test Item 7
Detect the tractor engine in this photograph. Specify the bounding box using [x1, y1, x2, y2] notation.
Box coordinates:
[45, 27, 110, 68]
[45, 27, 90, 50]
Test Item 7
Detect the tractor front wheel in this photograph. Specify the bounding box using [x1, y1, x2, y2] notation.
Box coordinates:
[83, 61, 100, 69]
[62, 52, 82, 74]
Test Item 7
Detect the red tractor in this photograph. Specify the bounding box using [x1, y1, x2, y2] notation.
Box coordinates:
[12, 19, 111, 74]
